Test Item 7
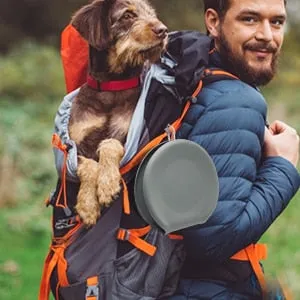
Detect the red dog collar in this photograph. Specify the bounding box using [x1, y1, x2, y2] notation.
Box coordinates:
[87, 75, 140, 91]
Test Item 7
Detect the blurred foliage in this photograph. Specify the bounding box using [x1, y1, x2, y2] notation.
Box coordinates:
[0, 42, 65, 101]
[1, 0, 299, 53]
[0, 0, 86, 52]
[0, 0, 205, 52]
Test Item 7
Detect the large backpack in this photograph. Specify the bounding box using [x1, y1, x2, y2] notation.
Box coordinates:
[38, 29, 236, 300]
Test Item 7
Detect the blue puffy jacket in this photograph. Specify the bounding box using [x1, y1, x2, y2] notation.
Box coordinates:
[170, 51, 300, 299]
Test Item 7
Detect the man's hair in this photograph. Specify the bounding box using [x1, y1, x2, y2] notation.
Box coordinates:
[203, 0, 287, 19]
[203, 0, 230, 19]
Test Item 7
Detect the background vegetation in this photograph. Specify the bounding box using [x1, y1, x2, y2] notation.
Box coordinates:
[0, 0, 299, 299]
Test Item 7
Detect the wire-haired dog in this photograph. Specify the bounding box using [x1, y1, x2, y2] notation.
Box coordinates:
[68, 0, 168, 226]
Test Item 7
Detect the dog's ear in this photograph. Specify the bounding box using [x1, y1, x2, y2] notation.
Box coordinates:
[71, 0, 116, 50]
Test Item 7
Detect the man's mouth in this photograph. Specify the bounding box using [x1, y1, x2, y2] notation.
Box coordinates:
[245, 43, 277, 55]
[251, 49, 272, 58]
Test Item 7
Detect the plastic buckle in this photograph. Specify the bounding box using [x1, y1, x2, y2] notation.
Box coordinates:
[117, 228, 131, 241]
[123, 229, 131, 241]
[86, 285, 99, 300]
[203, 69, 212, 77]
[165, 124, 176, 141]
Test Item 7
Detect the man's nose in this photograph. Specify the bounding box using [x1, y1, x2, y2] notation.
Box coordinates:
[255, 21, 273, 42]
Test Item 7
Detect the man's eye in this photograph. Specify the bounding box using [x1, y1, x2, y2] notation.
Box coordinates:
[272, 19, 284, 26]
[242, 16, 257, 23]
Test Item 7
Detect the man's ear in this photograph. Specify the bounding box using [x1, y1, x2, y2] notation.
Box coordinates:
[205, 8, 221, 38]
[71, 0, 114, 50]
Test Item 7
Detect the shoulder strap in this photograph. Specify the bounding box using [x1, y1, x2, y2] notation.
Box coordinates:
[202, 68, 239, 85]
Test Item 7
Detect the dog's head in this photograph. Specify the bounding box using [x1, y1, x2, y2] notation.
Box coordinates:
[71, 0, 168, 73]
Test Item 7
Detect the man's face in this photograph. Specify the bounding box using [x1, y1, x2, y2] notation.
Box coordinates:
[215, 0, 286, 86]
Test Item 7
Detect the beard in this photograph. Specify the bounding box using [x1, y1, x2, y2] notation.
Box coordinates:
[218, 30, 280, 86]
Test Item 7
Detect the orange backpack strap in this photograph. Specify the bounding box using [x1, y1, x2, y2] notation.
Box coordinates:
[61, 24, 89, 93]
[231, 243, 267, 293]
[117, 226, 157, 256]
[39, 222, 81, 300]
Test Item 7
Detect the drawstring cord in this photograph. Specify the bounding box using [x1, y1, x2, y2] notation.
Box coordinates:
[52, 134, 69, 211]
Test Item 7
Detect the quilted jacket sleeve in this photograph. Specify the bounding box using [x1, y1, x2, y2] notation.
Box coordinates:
[178, 79, 300, 263]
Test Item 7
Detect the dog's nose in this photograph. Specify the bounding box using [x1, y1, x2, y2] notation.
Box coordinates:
[152, 23, 168, 39]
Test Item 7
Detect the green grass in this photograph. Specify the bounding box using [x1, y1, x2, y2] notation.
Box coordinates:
[0, 98, 57, 299]
[261, 191, 300, 297]
[0, 215, 51, 300]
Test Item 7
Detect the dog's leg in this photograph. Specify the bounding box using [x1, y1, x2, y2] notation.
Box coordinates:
[76, 156, 100, 226]
[96, 138, 125, 207]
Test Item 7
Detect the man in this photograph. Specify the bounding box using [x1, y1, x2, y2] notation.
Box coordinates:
[170, 0, 300, 298]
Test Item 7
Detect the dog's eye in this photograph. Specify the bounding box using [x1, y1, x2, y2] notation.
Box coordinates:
[122, 11, 135, 20]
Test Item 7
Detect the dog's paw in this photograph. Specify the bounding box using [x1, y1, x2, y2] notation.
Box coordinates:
[76, 156, 100, 226]
[96, 139, 124, 206]
[76, 194, 100, 226]
[97, 164, 122, 207]
[97, 138, 125, 163]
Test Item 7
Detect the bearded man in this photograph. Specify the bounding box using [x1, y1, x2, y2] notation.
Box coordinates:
[169, 0, 300, 298]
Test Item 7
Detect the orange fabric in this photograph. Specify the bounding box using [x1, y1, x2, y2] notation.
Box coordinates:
[191, 80, 203, 99]
[121, 178, 130, 215]
[208, 69, 239, 80]
[61, 24, 89, 93]
[39, 222, 81, 300]
[87, 276, 99, 286]
[117, 226, 151, 239]
[117, 227, 156, 256]
[230, 243, 267, 261]
[126, 231, 156, 256]
[231, 243, 267, 293]
[44, 196, 50, 206]
[168, 234, 184, 240]
[55, 282, 60, 300]
[39, 251, 58, 300]
[39, 247, 67, 300]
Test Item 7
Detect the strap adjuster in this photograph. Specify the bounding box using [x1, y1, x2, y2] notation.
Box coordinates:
[86, 276, 99, 300]
[117, 228, 157, 256]
[117, 228, 131, 241]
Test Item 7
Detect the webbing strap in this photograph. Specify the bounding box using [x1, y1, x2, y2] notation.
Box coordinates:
[121, 178, 130, 215]
[39, 250, 58, 300]
[39, 245, 69, 300]
[39, 221, 81, 300]
[231, 243, 267, 293]
[86, 276, 99, 300]
[117, 227, 156, 256]
[168, 233, 184, 240]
